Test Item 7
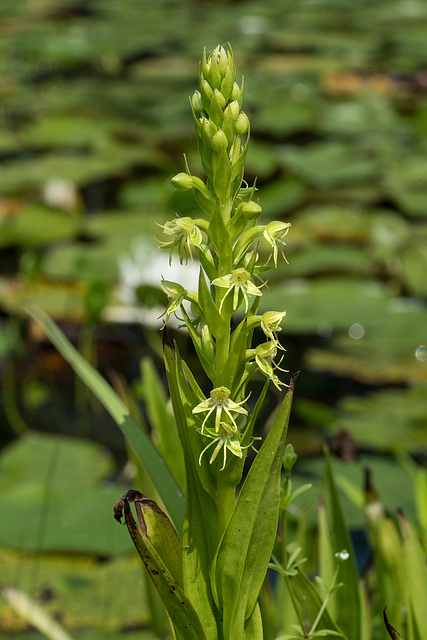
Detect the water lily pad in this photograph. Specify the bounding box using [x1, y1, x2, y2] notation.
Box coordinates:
[335, 384, 427, 451]
[0, 431, 133, 555]
[277, 142, 379, 187]
[0, 205, 80, 249]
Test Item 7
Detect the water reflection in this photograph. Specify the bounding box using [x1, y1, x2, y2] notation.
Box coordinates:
[317, 322, 333, 338]
[415, 345, 427, 361]
[349, 323, 364, 339]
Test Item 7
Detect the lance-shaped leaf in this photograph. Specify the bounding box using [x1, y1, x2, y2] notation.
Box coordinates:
[397, 509, 427, 638]
[23, 302, 185, 534]
[114, 490, 207, 640]
[208, 199, 232, 261]
[211, 374, 297, 640]
[383, 608, 406, 640]
[325, 451, 361, 640]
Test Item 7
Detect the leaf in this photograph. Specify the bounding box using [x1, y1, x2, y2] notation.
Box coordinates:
[211, 374, 296, 640]
[397, 510, 427, 637]
[325, 451, 361, 640]
[114, 491, 207, 640]
[140, 358, 186, 493]
[22, 303, 185, 535]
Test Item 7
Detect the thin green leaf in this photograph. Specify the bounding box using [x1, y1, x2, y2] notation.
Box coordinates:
[140, 358, 185, 492]
[218, 319, 247, 393]
[23, 302, 185, 534]
[397, 510, 427, 638]
[197, 268, 227, 340]
[325, 450, 361, 640]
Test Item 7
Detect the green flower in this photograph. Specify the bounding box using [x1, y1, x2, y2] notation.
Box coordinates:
[160, 280, 198, 323]
[263, 221, 291, 267]
[261, 311, 287, 349]
[247, 341, 288, 390]
[212, 268, 263, 313]
[198, 423, 243, 471]
[192, 385, 248, 433]
[159, 216, 203, 265]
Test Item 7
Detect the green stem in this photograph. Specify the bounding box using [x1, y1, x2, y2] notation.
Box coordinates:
[217, 473, 236, 534]
[309, 566, 339, 636]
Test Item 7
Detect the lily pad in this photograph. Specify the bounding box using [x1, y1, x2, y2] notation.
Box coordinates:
[0, 431, 133, 555]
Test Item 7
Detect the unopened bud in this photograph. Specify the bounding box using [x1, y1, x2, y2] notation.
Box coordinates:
[241, 201, 262, 220]
[230, 81, 243, 104]
[210, 129, 228, 152]
[235, 112, 249, 135]
[199, 74, 213, 110]
[171, 172, 194, 191]
[191, 90, 203, 112]
[283, 444, 298, 473]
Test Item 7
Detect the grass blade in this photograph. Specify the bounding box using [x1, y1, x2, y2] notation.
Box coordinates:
[23, 302, 185, 533]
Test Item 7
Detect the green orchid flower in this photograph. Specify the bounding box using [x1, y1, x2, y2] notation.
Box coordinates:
[198, 422, 244, 470]
[263, 221, 291, 267]
[212, 267, 263, 313]
[192, 385, 248, 433]
[159, 216, 204, 265]
[261, 310, 287, 349]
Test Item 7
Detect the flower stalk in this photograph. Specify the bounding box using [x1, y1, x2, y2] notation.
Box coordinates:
[118, 44, 296, 640]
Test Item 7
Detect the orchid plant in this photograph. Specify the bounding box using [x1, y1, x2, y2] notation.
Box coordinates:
[113, 44, 296, 640]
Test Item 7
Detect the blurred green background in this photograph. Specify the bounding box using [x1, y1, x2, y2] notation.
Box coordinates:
[1, 0, 427, 637]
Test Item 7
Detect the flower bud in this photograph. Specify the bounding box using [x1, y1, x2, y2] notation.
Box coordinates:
[209, 91, 225, 127]
[191, 90, 203, 113]
[230, 81, 244, 107]
[241, 201, 262, 220]
[235, 112, 249, 135]
[228, 100, 240, 120]
[220, 65, 235, 103]
[199, 117, 217, 142]
[283, 444, 298, 473]
[171, 172, 194, 191]
[210, 129, 228, 152]
[217, 46, 229, 78]
[199, 74, 213, 110]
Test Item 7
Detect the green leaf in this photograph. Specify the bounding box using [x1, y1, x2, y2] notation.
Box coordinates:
[211, 375, 296, 640]
[140, 358, 186, 492]
[212, 147, 231, 205]
[22, 303, 185, 535]
[114, 491, 207, 640]
[208, 199, 232, 261]
[197, 268, 227, 340]
[217, 319, 248, 393]
[325, 451, 361, 640]
[397, 510, 427, 638]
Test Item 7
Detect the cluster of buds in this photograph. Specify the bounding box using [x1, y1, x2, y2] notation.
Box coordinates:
[158, 45, 292, 469]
